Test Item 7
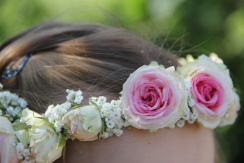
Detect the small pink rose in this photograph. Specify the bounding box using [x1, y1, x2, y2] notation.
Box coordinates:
[178, 54, 235, 128]
[121, 62, 188, 130]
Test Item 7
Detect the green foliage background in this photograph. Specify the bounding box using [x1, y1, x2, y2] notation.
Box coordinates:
[0, 0, 243, 162]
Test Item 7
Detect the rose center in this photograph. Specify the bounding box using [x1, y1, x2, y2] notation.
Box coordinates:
[192, 73, 223, 111]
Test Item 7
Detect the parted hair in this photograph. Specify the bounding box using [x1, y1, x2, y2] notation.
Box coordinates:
[0, 21, 178, 113]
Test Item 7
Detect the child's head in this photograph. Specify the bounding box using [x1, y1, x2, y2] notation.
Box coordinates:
[0, 21, 215, 163]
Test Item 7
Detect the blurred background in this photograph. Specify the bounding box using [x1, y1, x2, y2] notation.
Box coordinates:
[0, 0, 243, 162]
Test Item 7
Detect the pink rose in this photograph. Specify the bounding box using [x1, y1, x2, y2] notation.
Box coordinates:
[0, 116, 19, 163]
[178, 54, 236, 128]
[121, 62, 188, 131]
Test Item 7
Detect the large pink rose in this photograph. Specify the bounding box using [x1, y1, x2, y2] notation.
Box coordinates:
[0, 116, 19, 163]
[121, 62, 188, 130]
[178, 54, 236, 128]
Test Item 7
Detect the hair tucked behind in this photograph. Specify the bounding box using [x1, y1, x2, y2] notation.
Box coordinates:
[0, 21, 178, 113]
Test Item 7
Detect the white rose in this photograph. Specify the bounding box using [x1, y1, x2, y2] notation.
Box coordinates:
[0, 116, 19, 163]
[62, 105, 102, 141]
[20, 109, 64, 163]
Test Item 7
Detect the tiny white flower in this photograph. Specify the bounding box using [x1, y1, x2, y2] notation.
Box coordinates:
[111, 100, 118, 108]
[112, 111, 121, 119]
[15, 106, 22, 114]
[61, 101, 71, 110]
[75, 90, 83, 97]
[23, 149, 30, 156]
[100, 110, 107, 118]
[106, 120, 115, 129]
[188, 98, 195, 107]
[184, 80, 192, 90]
[191, 113, 198, 120]
[90, 97, 98, 103]
[183, 107, 190, 114]
[17, 98, 27, 108]
[7, 106, 14, 115]
[0, 83, 3, 89]
[102, 103, 112, 111]
[11, 100, 19, 106]
[98, 96, 106, 105]
[177, 120, 185, 128]
[10, 94, 19, 102]
[66, 90, 76, 101]
[100, 132, 109, 138]
[182, 113, 190, 120]
[74, 96, 83, 104]
[188, 118, 195, 124]
[114, 129, 123, 136]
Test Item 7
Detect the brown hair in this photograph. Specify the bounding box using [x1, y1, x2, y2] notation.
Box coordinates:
[0, 21, 178, 113]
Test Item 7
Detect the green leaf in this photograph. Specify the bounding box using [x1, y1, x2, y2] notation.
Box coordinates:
[12, 122, 27, 131]
[57, 133, 66, 150]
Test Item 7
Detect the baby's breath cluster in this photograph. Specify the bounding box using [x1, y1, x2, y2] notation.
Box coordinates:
[176, 110, 199, 128]
[66, 89, 83, 104]
[0, 86, 27, 122]
[14, 143, 35, 163]
[44, 89, 84, 132]
[45, 101, 71, 132]
[90, 96, 129, 138]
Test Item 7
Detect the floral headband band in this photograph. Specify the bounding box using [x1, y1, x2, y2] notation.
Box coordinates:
[0, 53, 240, 163]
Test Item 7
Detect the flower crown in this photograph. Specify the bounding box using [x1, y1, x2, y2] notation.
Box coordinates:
[0, 53, 240, 163]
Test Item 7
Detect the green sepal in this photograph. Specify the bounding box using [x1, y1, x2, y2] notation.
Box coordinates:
[12, 122, 27, 131]
[21, 108, 56, 131]
[90, 101, 101, 111]
[68, 105, 84, 112]
[57, 133, 66, 150]
[14, 129, 29, 147]
[63, 145, 66, 163]
[149, 61, 160, 67]
[34, 116, 48, 121]
[99, 118, 106, 140]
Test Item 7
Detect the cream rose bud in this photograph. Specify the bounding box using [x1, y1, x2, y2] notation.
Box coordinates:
[178, 54, 235, 129]
[62, 105, 102, 141]
[20, 109, 63, 163]
[121, 62, 188, 131]
[0, 116, 19, 163]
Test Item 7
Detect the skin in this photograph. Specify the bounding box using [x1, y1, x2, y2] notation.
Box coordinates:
[55, 122, 215, 163]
